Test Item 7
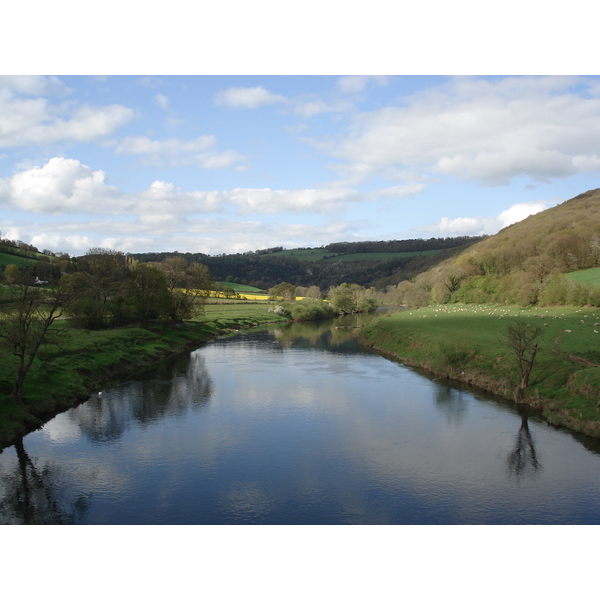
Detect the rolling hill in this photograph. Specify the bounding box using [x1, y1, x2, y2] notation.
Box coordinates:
[393, 188, 600, 307]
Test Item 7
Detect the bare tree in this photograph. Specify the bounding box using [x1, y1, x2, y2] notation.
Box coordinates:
[0, 274, 80, 402]
[502, 317, 544, 401]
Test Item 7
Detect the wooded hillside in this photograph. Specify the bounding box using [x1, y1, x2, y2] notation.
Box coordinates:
[390, 189, 600, 307]
[132, 236, 482, 291]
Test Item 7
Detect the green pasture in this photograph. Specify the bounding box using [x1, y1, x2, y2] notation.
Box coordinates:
[216, 281, 266, 292]
[566, 267, 600, 287]
[259, 248, 442, 262]
[360, 304, 600, 436]
[257, 248, 338, 261]
[332, 250, 442, 261]
[0, 251, 37, 269]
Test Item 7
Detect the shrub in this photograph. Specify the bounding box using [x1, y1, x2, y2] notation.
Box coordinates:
[286, 298, 335, 321]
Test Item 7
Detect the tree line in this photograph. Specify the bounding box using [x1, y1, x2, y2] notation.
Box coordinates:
[323, 236, 486, 255]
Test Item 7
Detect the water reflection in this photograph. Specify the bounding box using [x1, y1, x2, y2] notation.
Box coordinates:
[507, 413, 542, 481]
[69, 352, 213, 445]
[271, 313, 377, 352]
[0, 438, 91, 524]
[434, 385, 468, 425]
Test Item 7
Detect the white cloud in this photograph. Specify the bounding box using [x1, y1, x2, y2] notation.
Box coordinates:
[155, 93, 169, 111]
[293, 98, 353, 118]
[0, 158, 366, 218]
[6, 157, 119, 213]
[221, 187, 360, 214]
[0, 87, 135, 148]
[313, 76, 600, 186]
[0, 75, 69, 96]
[366, 183, 426, 200]
[6, 213, 363, 257]
[417, 200, 554, 236]
[214, 86, 287, 109]
[336, 76, 389, 94]
[115, 135, 246, 169]
[214, 85, 354, 119]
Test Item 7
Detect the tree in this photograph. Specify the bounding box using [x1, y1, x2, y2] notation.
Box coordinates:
[269, 282, 296, 302]
[0, 274, 81, 402]
[73, 248, 131, 328]
[502, 317, 544, 401]
[156, 257, 212, 320]
[3, 263, 20, 282]
[125, 263, 172, 324]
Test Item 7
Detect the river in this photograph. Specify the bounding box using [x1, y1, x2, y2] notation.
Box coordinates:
[2, 311, 600, 524]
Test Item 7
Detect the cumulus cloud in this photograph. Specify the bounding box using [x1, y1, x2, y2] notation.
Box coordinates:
[6, 158, 119, 213]
[313, 76, 600, 186]
[214, 86, 287, 109]
[417, 201, 554, 236]
[115, 135, 246, 169]
[0, 86, 134, 148]
[0, 158, 366, 218]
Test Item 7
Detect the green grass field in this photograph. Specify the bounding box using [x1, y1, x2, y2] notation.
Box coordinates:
[0, 251, 38, 269]
[359, 304, 600, 437]
[256, 248, 442, 262]
[331, 250, 442, 261]
[216, 282, 266, 292]
[566, 267, 600, 287]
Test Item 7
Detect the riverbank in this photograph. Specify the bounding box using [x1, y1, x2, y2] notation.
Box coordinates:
[357, 304, 600, 439]
[0, 301, 290, 449]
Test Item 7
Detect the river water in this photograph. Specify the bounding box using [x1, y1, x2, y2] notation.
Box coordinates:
[2, 311, 600, 525]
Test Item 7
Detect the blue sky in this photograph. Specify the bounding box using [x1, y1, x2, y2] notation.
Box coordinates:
[2, 74, 600, 257]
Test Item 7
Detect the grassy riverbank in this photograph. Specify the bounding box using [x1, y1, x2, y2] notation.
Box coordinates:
[358, 304, 600, 438]
[0, 301, 289, 448]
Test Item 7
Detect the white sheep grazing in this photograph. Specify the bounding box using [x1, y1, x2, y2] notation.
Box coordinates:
[565, 330, 572, 333]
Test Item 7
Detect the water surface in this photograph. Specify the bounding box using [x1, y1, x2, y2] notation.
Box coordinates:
[2, 313, 600, 524]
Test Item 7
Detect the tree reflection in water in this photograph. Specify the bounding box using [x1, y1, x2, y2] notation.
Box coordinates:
[0, 438, 91, 524]
[434, 385, 468, 425]
[68, 351, 213, 445]
[507, 413, 542, 481]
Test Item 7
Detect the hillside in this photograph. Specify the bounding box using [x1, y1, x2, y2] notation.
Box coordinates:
[133, 236, 484, 291]
[392, 189, 600, 307]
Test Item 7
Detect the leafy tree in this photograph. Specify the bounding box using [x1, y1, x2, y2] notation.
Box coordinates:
[328, 283, 377, 314]
[125, 263, 172, 324]
[269, 282, 296, 301]
[72, 248, 131, 328]
[306, 285, 322, 299]
[3, 263, 19, 282]
[156, 257, 212, 320]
